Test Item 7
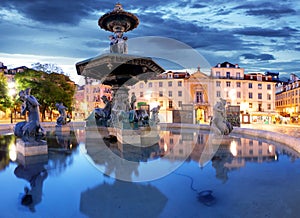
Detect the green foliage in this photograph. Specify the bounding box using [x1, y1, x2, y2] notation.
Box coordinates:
[14, 69, 76, 117]
[0, 72, 11, 111]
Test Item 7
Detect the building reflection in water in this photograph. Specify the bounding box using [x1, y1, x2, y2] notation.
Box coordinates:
[157, 130, 299, 182]
[0, 131, 79, 212]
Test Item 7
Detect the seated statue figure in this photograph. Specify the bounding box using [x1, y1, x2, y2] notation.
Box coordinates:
[14, 88, 44, 142]
[210, 98, 233, 135]
[94, 96, 112, 127]
[55, 102, 70, 126]
[150, 105, 160, 125]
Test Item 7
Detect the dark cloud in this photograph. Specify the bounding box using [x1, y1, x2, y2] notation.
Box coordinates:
[190, 3, 207, 9]
[0, 0, 105, 25]
[234, 2, 296, 18]
[245, 8, 296, 19]
[240, 53, 275, 61]
[138, 13, 244, 51]
[234, 27, 298, 37]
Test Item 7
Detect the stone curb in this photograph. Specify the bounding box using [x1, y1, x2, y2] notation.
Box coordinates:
[0, 121, 86, 132]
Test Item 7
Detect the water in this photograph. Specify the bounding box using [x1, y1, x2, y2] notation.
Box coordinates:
[0, 128, 300, 218]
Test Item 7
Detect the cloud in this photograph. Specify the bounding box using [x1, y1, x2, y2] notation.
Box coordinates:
[240, 53, 275, 61]
[234, 2, 296, 18]
[1, 0, 101, 25]
[234, 27, 298, 37]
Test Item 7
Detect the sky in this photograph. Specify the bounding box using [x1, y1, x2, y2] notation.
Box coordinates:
[0, 0, 299, 84]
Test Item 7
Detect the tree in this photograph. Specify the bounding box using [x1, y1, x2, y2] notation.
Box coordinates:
[14, 69, 76, 121]
[0, 72, 10, 112]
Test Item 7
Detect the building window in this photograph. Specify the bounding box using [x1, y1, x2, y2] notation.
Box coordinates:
[196, 91, 203, 103]
[237, 91, 241, 98]
[258, 93, 262, 99]
[267, 104, 271, 110]
[168, 101, 173, 108]
[178, 81, 182, 87]
[168, 91, 172, 97]
[148, 82, 152, 88]
[216, 91, 221, 97]
[159, 91, 163, 97]
[159, 101, 163, 107]
[170, 138, 174, 144]
[226, 81, 231, 87]
[226, 72, 230, 78]
[267, 84, 271, 90]
[140, 83, 144, 88]
[168, 81, 172, 87]
[178, 91, 182, 97]
[258, 84, 262, 89]
[267, 94, 271, 100]
[236, 82, 241, 88]
[249, 92, 253, 99]
[236, 72, 240, 78]
[248, 83, 252, 88]
[216, 71, 220, 77]
[178, 101, 182, 107]
[216, 81, 221, 87]
[249, 103, 252, 108]
[140, 92, 143, 97]
[159, 82, 163, 87]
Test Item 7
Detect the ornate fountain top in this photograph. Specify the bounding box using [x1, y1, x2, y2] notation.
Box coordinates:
[98, 3, 139, 33]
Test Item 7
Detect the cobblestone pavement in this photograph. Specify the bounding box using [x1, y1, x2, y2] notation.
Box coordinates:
[241, 124, 300, 138]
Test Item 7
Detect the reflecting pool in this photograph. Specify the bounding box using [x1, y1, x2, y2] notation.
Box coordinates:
[0, 128, 300, 218]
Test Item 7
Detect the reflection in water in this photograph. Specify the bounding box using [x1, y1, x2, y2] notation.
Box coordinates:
[80, 181, 168, 218]
[1, 128, 300, 216]
[14, 163, 48, 212]
[0, 134, 15, 171]
[0, 131, 79, 212]
[85, 129, 300, 183]
[46, 130, 79, 176]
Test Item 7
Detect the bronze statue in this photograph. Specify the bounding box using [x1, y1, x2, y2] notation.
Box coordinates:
[14, 88, 44, 142]
[55, 102, 70, 126]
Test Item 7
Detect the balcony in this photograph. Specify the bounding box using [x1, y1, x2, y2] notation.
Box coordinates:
[194, 101, 209, 107]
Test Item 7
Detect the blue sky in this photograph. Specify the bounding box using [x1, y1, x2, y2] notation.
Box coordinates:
[0, 0, 299, 83]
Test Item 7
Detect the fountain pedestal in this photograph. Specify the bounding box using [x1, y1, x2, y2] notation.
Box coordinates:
[16, 139, 48, 166]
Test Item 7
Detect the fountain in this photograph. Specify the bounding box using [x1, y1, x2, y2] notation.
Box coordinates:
[76, 3, 164, 146]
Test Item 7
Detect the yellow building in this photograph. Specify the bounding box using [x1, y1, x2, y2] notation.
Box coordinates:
[275, 74, 300, 123]
[129, 71, 190, 123]
[187, 67, 212, 123]
[211, 62, 277, 124]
